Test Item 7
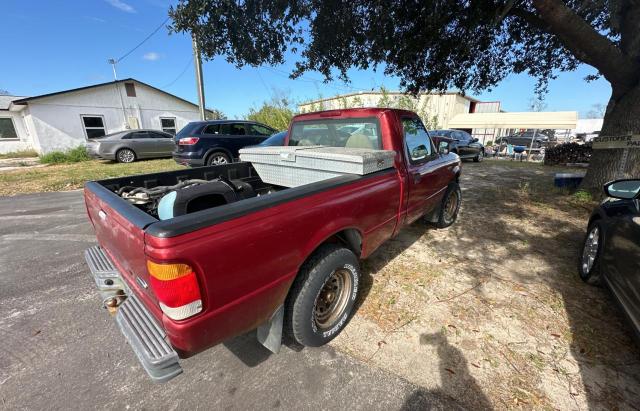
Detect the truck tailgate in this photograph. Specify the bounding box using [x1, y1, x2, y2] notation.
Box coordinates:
[84, 183, 160, 311]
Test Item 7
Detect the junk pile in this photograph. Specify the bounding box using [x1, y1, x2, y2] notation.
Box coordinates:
[544, 142, 592, 166]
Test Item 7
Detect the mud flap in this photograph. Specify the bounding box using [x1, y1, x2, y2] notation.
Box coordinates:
[257, 305, 284, 353]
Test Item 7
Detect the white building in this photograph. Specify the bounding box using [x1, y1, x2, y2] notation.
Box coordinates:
[0, 78, 205, 154]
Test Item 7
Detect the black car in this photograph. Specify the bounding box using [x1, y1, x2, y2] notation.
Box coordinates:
[429, 129, 484, 162]
[257, 130, 287, 146]
[173, 120, 277, 166]
[496, 131, 549, 148]
[579, 179, 640, 336]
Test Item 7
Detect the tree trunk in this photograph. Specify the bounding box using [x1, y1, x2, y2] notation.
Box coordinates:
[580, 83, 640, 194]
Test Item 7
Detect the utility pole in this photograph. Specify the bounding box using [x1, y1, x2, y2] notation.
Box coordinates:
[108, 58, 118, 80]
[192, 35, 206, 120]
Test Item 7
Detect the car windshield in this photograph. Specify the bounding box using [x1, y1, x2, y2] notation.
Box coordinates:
[289, 118, 382, 149]
[259, 131, 287, 146]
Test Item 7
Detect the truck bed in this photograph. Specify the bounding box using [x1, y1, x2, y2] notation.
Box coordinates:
[86, 162, 371, 238]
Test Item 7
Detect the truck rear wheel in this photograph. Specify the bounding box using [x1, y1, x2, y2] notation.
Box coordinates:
[285, 244, 360, 347]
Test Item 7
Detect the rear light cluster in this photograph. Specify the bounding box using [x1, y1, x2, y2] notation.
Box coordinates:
[178, 137, 199, 145]
[146, 260, 202, 321]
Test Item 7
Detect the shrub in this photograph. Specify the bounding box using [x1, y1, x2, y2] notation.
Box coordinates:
[485, 140, 493, 146]
[40, 146, 90, 164]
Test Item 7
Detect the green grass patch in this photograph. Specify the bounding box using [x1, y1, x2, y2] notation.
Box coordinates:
[40, 146, 91, 164]
[0, 149, 39, 159]
[0, 159, 184, 196]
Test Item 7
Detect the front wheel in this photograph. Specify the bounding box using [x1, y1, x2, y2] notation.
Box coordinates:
[473, 150, 483, 162]
[435, 182, 461, 228]
[285, 244, 360, 347]
[578, 221, 603, 286]
[116, 148, 136, 163]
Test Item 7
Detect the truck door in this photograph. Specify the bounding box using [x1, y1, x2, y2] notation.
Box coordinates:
[401, 117, 441, 224]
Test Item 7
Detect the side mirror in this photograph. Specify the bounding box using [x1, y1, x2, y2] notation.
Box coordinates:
[438, 141, 450, 155]
[471, 138, 479, 143]
[605, 179, 640, 200]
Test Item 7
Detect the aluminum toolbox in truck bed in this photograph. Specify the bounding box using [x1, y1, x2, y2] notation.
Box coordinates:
[239, 146, 396, 187]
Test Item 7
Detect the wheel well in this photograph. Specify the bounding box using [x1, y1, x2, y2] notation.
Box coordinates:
[205, 148, 232, 164]
[588, 214, 601, 226]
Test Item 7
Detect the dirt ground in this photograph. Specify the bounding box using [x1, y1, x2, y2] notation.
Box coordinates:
[332, 159, 640, 410]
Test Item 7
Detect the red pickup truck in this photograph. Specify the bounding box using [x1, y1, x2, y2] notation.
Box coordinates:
[84, 108, 461, 382]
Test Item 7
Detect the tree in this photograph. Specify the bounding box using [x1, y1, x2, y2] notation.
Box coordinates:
[247, 96, 295, 130]
[528, 96, 548, 112]
[170, 0, 640, 192]
[207, 108, 226, 120]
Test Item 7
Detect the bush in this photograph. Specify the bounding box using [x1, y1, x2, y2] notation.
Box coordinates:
[485, 140, 493, 146]
[40, 146, 90, 164]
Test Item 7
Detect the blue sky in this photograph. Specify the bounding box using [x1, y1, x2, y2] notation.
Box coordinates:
[2, 0, 611, 118]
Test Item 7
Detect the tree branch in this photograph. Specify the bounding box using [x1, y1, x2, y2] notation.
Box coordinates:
[529, 0, 639, 94]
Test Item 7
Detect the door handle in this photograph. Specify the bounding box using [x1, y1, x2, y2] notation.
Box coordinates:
[412, 173, 422, 184]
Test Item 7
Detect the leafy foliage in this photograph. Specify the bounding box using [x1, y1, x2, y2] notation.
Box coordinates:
[40, 146, 90, 164]
[169, 0, 635, 96]
[247, 97, 295, 130]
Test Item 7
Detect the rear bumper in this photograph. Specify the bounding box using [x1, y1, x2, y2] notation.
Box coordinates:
[172, 151, 205, 167]
[84, 245, 182, 383]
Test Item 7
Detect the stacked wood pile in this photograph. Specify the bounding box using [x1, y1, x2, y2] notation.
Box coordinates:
[544, 142, 592, 165]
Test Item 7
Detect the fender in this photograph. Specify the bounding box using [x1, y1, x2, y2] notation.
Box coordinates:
[299, 220, 364, 265]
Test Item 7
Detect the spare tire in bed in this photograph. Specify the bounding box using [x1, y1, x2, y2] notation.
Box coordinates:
[157, 179, 255, 220]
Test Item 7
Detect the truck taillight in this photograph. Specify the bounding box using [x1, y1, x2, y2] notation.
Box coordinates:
[146, 260, 202, 320]
[178, 137, 199, 145]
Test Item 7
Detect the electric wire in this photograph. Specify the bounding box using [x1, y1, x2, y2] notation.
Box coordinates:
[116, 16, 171, 63]
[161, 57, 193, 88]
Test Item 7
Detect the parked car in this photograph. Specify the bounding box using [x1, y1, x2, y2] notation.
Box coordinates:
[256, 130, 287, 146]
[86, 129, 175, 163]
[172, 120, 277, 166]
[83, 108, 461, 382]
[429, 129, 484, 162]
[496, 131, 548, 148]
[579, 179, 640, 337]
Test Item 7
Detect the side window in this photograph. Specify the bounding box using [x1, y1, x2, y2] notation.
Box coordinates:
[402, 118, 433, 163]
[249, 124, 273, 136]
[130, 131, 149, 139]
[229, 123, 246, 135]
[203, 124, 220, 134]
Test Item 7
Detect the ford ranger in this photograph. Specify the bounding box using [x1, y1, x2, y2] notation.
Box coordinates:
[83, 108, 461, 382]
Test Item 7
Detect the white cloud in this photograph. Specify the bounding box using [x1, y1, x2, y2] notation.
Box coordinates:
[143, 52, 161, 61]
[105, 0, 136, 13]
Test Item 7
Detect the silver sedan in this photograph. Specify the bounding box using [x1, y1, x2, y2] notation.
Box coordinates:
[86, 129, 176, 163]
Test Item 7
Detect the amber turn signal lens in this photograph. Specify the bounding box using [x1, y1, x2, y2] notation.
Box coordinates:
[146, 260, 193, 281]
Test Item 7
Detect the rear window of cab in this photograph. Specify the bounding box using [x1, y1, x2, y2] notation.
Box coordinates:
[289, 118, 382, 150]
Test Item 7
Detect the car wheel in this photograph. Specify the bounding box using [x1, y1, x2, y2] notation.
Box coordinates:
[578, 221, 603, 286]
[285, 244, 360, 347]
[116, 148, 136, 163]
[435, 182, 462, 228]
[207, 152, 231, 166]
[473, 150, 483, 162]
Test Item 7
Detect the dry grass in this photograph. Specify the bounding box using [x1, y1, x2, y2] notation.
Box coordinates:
[0, 159, 183, 196]
[333, 160, 640, 410]
[0, 149, 39, 159]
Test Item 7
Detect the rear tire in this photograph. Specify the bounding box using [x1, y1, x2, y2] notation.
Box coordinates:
[116, 148, 136, 163]
[285, 244, 360, 347]
[207, 152, 231, 166]
[435, 182, 461, 228]
[578, 221, 603, 286]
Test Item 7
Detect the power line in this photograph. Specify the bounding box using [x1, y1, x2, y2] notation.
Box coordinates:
[161, 56, 193, 88]
[116, 16, 170, 63]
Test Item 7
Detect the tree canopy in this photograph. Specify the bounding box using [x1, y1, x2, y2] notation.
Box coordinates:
[170, 0, 640, 191]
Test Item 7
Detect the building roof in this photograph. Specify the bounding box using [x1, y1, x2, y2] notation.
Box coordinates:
[447, 111, 578, 129]
[0, 95, 27, 110]
[299, 90, 481, 107]
[10, 78, 203, 111]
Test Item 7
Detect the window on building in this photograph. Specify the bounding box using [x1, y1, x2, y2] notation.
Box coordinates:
[124, 82, 136, 97]
[160, 118, 177, 135]
[81, 115, 106, 139]
[0, 118, 18, 139]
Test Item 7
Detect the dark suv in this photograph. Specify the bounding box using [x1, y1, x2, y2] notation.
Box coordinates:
[173, 120, 276, 166]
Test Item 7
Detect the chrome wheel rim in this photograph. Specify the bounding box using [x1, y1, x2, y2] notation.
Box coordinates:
[478, 151, 483, 162]
[582, 226, 599, 275]
[210, 155, 228, 165]
[118, 150, 134, 163]
[443, 190, 459, 223]
[314, 268, 352, 329]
